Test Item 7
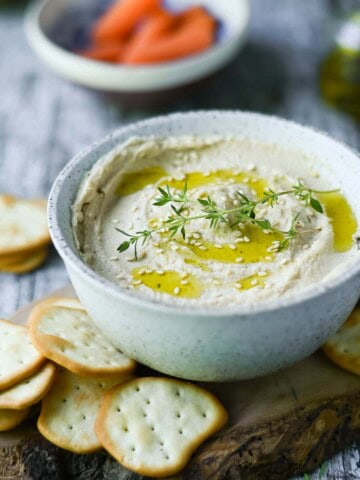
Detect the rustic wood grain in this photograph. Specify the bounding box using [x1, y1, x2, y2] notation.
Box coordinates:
[0, 0, 359, 478]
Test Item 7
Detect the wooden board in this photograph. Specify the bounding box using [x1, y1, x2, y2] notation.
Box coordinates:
[0, 286, 359, 480]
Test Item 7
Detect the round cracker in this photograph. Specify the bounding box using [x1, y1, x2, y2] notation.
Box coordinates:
[0, 195, 50, 257]
[0, 407, 30, 431]
[0, 319, 45, 390]
[29, 305, 136, 376]
[323, 308, 360, 375]
[0, 248, 49, 274]
[95, 377, 228, 478]
[0, 362, 56, 410]
[38, 369, 131, 453]
[26, 297, 85, 326]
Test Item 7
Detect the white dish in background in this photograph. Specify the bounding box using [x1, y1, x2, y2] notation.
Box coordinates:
[25, 0, 249, 93]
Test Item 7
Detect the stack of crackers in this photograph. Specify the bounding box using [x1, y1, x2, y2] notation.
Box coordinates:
[0, 195, 51, 274]
[0, 297, 228, 477]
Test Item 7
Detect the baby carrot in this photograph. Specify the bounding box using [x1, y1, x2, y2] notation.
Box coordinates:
[122, 10, 177, 60]
[92, 0, 161, 43]
[79, 42, 126, 63]
[124, 13, 216, 64]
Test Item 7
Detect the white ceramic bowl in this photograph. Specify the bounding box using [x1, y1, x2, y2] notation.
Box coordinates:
[25, 0, 249, 94]
[48, 111, 360, 382]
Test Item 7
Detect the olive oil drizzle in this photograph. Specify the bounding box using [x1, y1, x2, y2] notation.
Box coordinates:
[132, 268, 202, 299]
[319, 192, 357, 252]
[121, 167, 357, 299]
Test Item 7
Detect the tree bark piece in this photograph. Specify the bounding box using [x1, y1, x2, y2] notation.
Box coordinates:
[0, 287, 359, 480]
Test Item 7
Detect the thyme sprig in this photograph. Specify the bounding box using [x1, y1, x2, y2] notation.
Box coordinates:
[116, 180, 338, 258]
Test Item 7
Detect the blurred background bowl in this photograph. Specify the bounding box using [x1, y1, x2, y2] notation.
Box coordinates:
[24, 0, 250, 106]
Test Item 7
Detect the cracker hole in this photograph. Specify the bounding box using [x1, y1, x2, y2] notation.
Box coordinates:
[116, 408, 121, 412]
[135, 387, 140, 392]
[76, 386, 80, 391]
[62, 399, 67, 403]
[123, 427, 128, 432]
[176, 413, 181, 418]
[146, 399, 151, 405]
[82, 415, 86, 420]
[98, 383, 104, 388]
[202, 413, 207, 418]
[165, 455, 170, 460]
[175, 390, 180, 397]
[69, 425, 73, 430]
[150, 426, 155, 431]
[179, 430, 183, 435]
[131, 447, 135, 452]
[160, 441, 164, 446]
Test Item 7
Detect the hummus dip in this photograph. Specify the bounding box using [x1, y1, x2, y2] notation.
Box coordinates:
[72, 136, 358, 307]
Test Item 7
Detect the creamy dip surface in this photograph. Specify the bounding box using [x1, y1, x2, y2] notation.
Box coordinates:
[72, 136, 359, 307]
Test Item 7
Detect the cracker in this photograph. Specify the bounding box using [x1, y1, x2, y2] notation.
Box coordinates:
[0, 319, 45, 389]
[0, 195, 50, 257]
[27, 297, 84, 326]
[38, 369, 130, 453]
[323, 308, 360, 375]
[95, 377, 228, 477]
[29, 305, 136, 376]
[0, 248, 48, 274]
[0, 407, 30, 431]
[0, 362, 56, 410]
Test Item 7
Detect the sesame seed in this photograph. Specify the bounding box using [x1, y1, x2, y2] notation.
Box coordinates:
[265, 256, 272, 261]
[214, 244, 223, 249]
[138, 269, 146, 275]
[236, 257, 243, 263]
[243, 236, 250, 243]
[199, 246, 208, 251]
[194, 242, 202, 247]
[204, 172, 211, 177]
[247, 164, 256, 171]
[133, 280, 142, 286]
[111, 219, 120, 224]
[213, 280, 221, 286]
[184, 239, 190, 244]
[131, 206, 138, 213]
[280, 258, 288, 265]
[145, 269, 154, 274]
[156, 249, 164, 254]
[234, 238, 243, 244]
[193, 233, 201, 239]
[258, 271, 267, 277]
[234, 282, 242, 289]
[181, 280, 189, 286]
[251, 189, 257, 196]
[229, 244, 236, 250]
[190, 240, 196, 245]
[174, 287, 181, 295]
[251, 279, 258, 286]
[110, 256, 118, 261]
[171, 245, 179, 251]
[233, 199, 239, 206]
[156, 270, 165, 275]
[303, 244, 309, 250]
[243, 177, 249, 183]
[180, 272, 189, 279]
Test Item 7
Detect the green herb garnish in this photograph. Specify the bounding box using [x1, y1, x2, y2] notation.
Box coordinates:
[116, 180, 338, 258]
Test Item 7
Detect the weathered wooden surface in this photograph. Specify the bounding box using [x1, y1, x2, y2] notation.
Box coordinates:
[0, 0, 359, 478]
[0, 286, 360, 480]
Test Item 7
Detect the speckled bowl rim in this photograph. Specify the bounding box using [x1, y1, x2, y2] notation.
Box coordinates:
[48, 110, 360, 317]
